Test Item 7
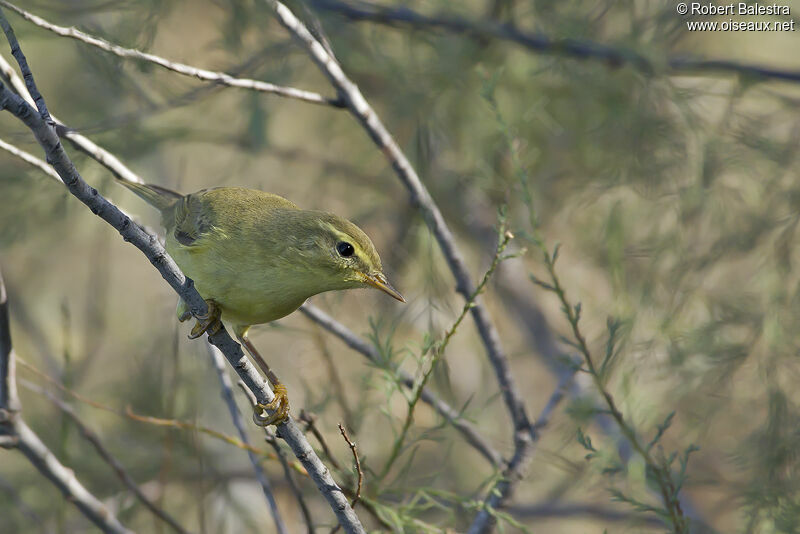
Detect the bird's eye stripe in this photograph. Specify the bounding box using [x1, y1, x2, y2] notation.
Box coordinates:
[336, 241, 355, 257]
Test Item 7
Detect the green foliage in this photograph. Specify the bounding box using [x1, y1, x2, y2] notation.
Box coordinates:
[2, 0, 800, 532]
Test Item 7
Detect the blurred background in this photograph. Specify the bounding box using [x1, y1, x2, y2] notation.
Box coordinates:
[2, 0, 800, 532]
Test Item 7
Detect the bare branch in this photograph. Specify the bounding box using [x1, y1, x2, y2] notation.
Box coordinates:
[311, 0, 800, 84]
[21, 380, 190, 534]
[300, 303, 504, 467]
[506, 501, 663, 525]
[0, 6, 49, 120]
[0, 270, 132, 534]
[267, 0, 533, 448]
[299, 409, 341, 471]
[338, 423, 362, 507]
[0, 268, 20, 414]
[379, 227, 514, 481]
[238, 382, 315, 534]
[206, 343, 288, 534]
[0, 52, 145, 188]
[330, 423, 363, 534]
[0, 1, 343, 107]
[0, 9, 364, 532]
[467, 368, 576, 534]
[0, 137, 62, 183]
[14, 420, 134, 534]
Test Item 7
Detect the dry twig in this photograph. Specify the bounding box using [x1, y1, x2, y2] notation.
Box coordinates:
[338, 423, 362, 507]
[0, 1, 343, 107]
[330, 423, 363, 534]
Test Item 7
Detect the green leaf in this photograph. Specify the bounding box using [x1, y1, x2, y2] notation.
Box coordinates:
[577, 428, 597, 453]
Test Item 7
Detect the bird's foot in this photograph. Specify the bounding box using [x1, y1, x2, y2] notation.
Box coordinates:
[187, 299, 223, 339]
[252, 383, 290, 427]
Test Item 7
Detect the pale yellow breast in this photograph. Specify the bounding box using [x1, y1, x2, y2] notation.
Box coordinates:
[166, 232, 312, 326]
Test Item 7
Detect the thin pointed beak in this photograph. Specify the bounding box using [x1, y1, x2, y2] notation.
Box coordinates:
[362, 272, 405, 302]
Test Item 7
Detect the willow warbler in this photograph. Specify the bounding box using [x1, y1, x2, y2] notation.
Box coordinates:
[121, 181, 404, 425]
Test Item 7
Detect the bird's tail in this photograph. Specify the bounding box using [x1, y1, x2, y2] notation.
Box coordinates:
[119, 180, 182, 212]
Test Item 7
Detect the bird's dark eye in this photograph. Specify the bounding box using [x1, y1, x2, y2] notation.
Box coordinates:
[336, 241, 355, 257]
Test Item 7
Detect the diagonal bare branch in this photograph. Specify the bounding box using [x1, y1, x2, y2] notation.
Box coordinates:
[14, 419, 134, 534]
[300, 303, 504, 467]
[206, 343, 289, 534]
[311, 0, 800, 84]
[0, 136, 62, 183]
[0, 0, 343, 108]
[0, 270, 133, 534]
[20, 380, 191, 534]
[266, 0, 533, 453]
[0, 53, 146, 187]
[467, 367, 577, 534]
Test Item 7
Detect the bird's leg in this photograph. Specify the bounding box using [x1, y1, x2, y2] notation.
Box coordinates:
[236, 330, 290, 427]
[180, 299, 223, 340]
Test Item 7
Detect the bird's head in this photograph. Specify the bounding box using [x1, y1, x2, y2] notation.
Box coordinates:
[292, 211, 405, 302]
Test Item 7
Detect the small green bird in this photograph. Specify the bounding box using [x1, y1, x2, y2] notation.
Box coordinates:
[121, 181, 404, 425]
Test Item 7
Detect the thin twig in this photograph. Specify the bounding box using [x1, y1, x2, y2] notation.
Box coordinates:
[312, 0, 800, 84]
[467, 366, 576, 534]
[0, 10, 363, 530]
[475, 88, 691, 534]
[206, 343, 288, 534]
[300, 303, 503, 467]
[0, 7, 48, 120]
[299, 409, 341, 470]
[14, 419, 134, 534]
[0, 475, 51, 533]
[0, 269, 133, 534]
[330, 423, 363, 534]
[536, 250, 690, 532]
[338, 423, 362, 507]
[0, 268, 20, 415]
[267, 0, 533, 450]
[379, 226, 514, 481]
[0, 137, 61, 183]
[238, 382, 315, 534]
[0, 1, 343, 107]
[20, 380, 191, 534]
[16, 355, 299, 466]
